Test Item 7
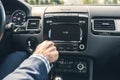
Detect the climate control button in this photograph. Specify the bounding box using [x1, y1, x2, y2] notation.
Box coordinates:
[77, 62, 87, 73]
[77, 63, 85, 71]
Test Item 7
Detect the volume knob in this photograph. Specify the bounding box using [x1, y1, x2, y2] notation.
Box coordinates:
[54, 76, 63, 80]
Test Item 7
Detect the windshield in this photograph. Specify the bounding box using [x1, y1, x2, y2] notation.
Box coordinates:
[24, 0, 120, 5]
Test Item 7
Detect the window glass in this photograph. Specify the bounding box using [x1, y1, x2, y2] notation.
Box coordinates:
[24, 0, 120, 5]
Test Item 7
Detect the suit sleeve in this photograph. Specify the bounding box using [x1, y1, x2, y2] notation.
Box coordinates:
[3, 57, 48, 80]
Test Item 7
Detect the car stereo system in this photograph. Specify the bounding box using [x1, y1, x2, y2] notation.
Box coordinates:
[43, 13, 88, 51]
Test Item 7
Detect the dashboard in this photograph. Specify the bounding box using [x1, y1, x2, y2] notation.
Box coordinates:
[2, 0, 120, 80]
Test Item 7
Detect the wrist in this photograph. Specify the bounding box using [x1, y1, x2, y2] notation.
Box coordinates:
[30, 53, 51, 73]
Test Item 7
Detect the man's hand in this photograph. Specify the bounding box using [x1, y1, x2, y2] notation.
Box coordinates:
[33, 41, 59, 63]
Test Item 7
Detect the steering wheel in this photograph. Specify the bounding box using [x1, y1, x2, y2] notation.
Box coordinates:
[0, 1, 6, 40]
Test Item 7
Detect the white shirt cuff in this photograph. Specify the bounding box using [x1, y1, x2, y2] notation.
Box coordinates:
[29, 54, 51, 73]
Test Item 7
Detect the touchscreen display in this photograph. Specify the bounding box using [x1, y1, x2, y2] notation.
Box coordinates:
[49, 25, 81, 41]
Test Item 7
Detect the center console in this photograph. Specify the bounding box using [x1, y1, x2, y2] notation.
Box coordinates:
[43, 12, 93, 80]
[49, 55, 93, 80]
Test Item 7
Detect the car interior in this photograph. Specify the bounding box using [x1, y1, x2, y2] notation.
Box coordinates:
[0, 0, 120, 80]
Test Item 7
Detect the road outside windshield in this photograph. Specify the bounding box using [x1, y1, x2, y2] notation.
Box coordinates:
[24, 0, 120, 5]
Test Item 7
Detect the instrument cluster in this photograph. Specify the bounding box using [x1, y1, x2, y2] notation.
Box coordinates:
[6, 9, 27, 26]
[11, 10, 26, 25]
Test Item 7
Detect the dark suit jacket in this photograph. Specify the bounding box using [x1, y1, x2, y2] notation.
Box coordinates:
[3, 57, 48, 80]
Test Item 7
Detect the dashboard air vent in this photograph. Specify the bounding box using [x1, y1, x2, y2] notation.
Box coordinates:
[27, 18, 40, 30]
[93, 20, 115, 30]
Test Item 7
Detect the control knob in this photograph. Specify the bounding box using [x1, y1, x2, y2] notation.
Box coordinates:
[77, 63, 85, 71]
[54, 76, 63, 80]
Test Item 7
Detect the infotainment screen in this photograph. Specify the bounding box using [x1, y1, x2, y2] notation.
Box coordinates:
[44, 13, 88, 51]
[48, 25, 81, 41]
